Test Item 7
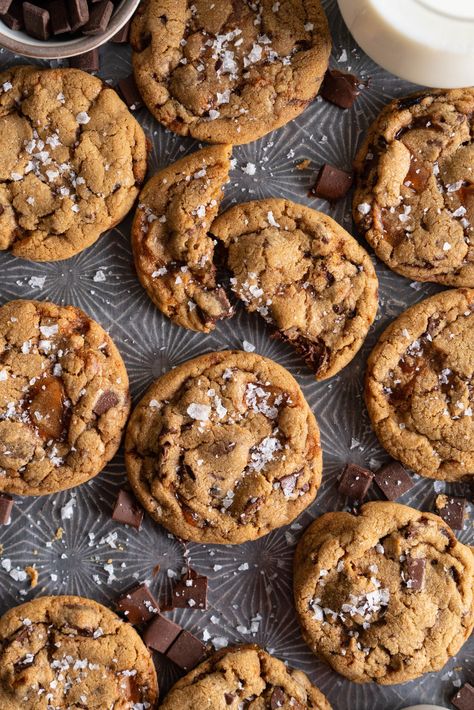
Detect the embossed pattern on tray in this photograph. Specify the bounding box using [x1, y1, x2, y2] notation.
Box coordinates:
[0, 1, 472, 708]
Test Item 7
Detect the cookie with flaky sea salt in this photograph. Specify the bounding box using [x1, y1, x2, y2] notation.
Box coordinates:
[294, 502, 474, 685]
[125, 350, 322, 544]
[132, 144, 233, 332]
[0, 300, 130, 496]
[130, 0, 331, 145]
[353, 88, 474, 285]
[211, 198, 379, 380]
[0, 595, 158, 709]
[0, 65, 147, 262]
[160, 645, 332, 709]
[366, 288, 474, 482]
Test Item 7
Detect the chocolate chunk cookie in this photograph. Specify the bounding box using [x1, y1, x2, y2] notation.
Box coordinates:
[0, 65, 147, 262]
[0, 300, 130, 495]
[353, 88, 474, 285]
[211, 198, 379, 380]
[0, 595, 158, 709]
[160, 645, 331, 709]
[366, 288, 474, 482]
[130, 0, 331, 145]
[125, 350, 322, 544]
[132, 145, 233, 332]
[294, 502, 474, 684]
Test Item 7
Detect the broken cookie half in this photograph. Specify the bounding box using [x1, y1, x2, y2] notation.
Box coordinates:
[212, 198, 379, 380]
[132, 144, 233, 332]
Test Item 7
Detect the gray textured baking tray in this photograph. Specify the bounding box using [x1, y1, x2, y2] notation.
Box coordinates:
[0, 1, 472, 708]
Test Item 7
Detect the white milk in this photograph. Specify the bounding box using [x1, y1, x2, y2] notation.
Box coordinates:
[337, 0, 474, 87]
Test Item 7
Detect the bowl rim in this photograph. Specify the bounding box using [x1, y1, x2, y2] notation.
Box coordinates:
[0, 0, 140, 59]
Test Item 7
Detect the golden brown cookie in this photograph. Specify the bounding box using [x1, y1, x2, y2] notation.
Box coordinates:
[0, 595, 158, 709]
[211, 198, 379, 380]
[125, 350, 322, 544]
[294, 502, 474, 685]
[0, 66, 147, 262]
[130, 0, 331, 145]
[160, 645, 331, 709]
[366, 288, 474, 482]
[0, 300, 130, 496]
[353, 88, 474, 285]
[132, 145, 233, 332]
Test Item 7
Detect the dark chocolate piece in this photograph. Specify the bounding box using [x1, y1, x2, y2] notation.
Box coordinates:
[112, 489, 144, 529]
[312, 163, 353, 201]
[320, 69, 362, 109]
[374, 461, 413, 500]
[23, 2, 50, 40]
[67, 0, 89, 31]
[143, 614, 182, 653]
[271, 687, 287, 709]
[0, 494, 13, 525]
[224, 694, 235, 706]
[338, 463, 374, 500]
[117, 74, 143, 111]
[69, 49, 100, 72]
[0, 0, 12, 14]
[166, 629, 207, 671]
[172, 572, 208, 610]
[82, 0, 113, 35]
[49, 0, 70, 34]
[111, 19, 130, 43]
[405, 556, 425, 591]
[452, 683, 474, 710]
[93, 389, 119, 415]
[434, 495, 466, 530]
[116, 583, 160, 625]
[2, 5, 23, 30]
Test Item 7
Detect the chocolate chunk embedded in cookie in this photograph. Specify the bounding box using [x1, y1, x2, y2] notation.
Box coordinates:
[0, 300, 130, 495]
[130, 0, 331, 145]
[353, 88, 474, 286]
[0, 66, 147, 262]
[294, 502, 474, 684]
[125, 350, 322, 544]
[160, 645, 331, 709]
[132, 145, 233, 332]
[211, 198, 378, 380]
[366, 288, 474, 482]
[0, 595, 158, 709]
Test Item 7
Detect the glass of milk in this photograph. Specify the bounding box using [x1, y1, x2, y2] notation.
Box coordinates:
[337, 0, 474, 87]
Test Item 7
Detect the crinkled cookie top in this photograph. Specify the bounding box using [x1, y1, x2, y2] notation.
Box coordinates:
[0, 66, 147, 262]
[354, 88, 474, 285]
[125, 350, 322, 544]
[0, 300, 130, 495]
[131, 0, 331, 145]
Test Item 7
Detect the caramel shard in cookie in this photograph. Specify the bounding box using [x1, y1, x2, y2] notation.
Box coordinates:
[366, 288, 474, 482]
[294, 501, 474, 684]
[212, 198, 378, 380]
[0, 299, 130, 496]
[132, 145, 233, 332]
[160, 645, 331, 709]
[0, 595, 158, 708]
[0, 65, 147, 262]
[353, 88, 474, 286]
[125, 350, 322, 544]
[130, 0, 331, 145]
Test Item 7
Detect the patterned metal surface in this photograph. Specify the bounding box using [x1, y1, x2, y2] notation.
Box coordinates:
[0, 1, 472, 707]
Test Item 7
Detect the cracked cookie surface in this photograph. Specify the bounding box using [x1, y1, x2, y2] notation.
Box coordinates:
[353, 88, 474, 286]
[160, 645, 331, 709]
[294, 502, 474, 685]
[132, 144, 233, 331]
[125, 350, 322, 544]
[0, 595, 158, 710]
[0, 300, 130, 495]
[212, 198, 378, 380]
[0, 66, 147, 262]
[366, 288, 474, 482]
[130, 0, 331, 145]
